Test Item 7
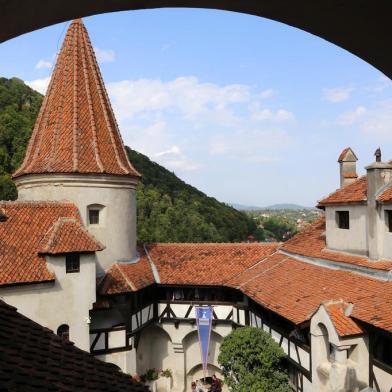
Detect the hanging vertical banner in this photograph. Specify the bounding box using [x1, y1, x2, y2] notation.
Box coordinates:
[195, 306, 213, 378]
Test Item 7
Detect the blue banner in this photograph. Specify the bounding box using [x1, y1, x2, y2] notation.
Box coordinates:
[195, 306, 213, 377]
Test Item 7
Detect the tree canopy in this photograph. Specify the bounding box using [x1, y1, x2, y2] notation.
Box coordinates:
[218, 327, 291, 392]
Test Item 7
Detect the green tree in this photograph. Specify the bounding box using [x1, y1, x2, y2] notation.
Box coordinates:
[263, 216, 297, 241]
[218, 327, 291, 392]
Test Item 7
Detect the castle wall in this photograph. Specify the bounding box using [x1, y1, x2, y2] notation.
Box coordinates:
[15, 173, 138, 275]
[325, 205, 368, 255]
[0, 253, 96, 351]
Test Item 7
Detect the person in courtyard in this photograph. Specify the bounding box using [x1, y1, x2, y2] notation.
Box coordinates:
[210, 375, 222, 392]
[191, 381, 203, 392]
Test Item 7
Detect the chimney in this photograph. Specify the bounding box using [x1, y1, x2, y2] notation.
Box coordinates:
[366, 148, 392, 260]
[338, 147, 358, 188]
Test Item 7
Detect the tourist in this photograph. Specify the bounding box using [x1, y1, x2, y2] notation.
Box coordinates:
[210, 375, 222, 392]
[191, 381, 203, 392]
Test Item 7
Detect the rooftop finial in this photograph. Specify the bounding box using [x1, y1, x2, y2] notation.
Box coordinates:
[375, 147, 382, 162]
[0, 208, 7, 222]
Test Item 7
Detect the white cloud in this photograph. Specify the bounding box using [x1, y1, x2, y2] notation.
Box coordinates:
[25, 77, 50, 94]
[322, 86, 354, 103]
[94, 47, 116, 63]
[107, 76, 250, 123]
[259, 89, 275, 99]
[106, 76, 295, 172]
[35, 59, 52, 70]
[337, 106, 367, 125]
[155, 145, 182, 157]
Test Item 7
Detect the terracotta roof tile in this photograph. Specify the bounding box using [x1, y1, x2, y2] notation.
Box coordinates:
[231, 252, 392, 332]
[0, 299, 148, 391]
[324, 302, 364, 337]
[338, 147, 358, 162]
[0, 201, 99, 286]
[281, 218, 392, 270]
[13, 19, 139, 179]
[100, 249, 156, 295]
[39, 217, 104, 254]
[100, 243, 279, 294]
[318, 176, 367, 206]
[377, 183, 392, 202]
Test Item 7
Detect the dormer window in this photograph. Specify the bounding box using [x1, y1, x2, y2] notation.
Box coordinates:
[66, 253, 80, 273]
[336, 211, 350, 230]
[386, 210, 392, 232]
[89, 209, 100, 225]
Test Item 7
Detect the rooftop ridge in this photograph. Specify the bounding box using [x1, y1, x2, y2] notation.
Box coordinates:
[13, 19, 140, 179]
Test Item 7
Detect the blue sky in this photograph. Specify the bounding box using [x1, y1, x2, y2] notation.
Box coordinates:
[1, 9, 391, 207]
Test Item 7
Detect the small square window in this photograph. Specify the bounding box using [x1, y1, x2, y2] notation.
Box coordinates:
[66, 254, 80, 273]
[336, 211, 350, 230]
[89, 209, 99, 225]
[386, 210, 392, 232]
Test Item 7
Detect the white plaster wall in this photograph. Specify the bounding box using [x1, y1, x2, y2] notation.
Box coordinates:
[381, 205, 392, 259]
[15, 174, 138, 274]
[373, 365, 392, 392]
[310, 305, 369, 392]
[325, 205, 368, 255]
[0, 253, 96, 351]
[97, 348, 137, 375]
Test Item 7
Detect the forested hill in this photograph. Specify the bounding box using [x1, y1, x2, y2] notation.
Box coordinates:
[0, 77, 258, 242]
[127, 148, 258, 242]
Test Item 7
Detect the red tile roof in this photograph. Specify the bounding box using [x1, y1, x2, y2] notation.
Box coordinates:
[0, 201, 101, 286]
[377, 184, 392, 202]
[39, 217, 104, 255]
[149, 243, 279, 286]
[324, 302, 364, 337]
[338, 147, 358, 162]
[100, 249, 156, 295]
[232, 252, 392, 332]
[13, 19, 139, 179]
[100, 243, 279, 294]
[281, 218, 392, 271]
[318, 176, 367, 206]
[0, 299, 148, 391]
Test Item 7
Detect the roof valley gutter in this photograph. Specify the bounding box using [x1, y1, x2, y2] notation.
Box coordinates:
[143, 244, 161, 284]
[280, 250, 392, 282]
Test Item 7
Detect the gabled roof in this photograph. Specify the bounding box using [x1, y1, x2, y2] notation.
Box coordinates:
[324, 302, 364, 337]
[13, 19, 140, 179]
[39, 217, 105, 255]
[338, 147, 358, 163]
[318, 176, 367, 206]
[0, 299, 148, 392]
[0, 201, 101, 287]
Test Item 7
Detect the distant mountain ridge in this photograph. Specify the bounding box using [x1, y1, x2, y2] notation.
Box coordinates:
[232, 203, 312, 211]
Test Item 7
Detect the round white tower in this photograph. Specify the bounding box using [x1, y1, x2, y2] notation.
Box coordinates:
[13, 19, 140, 275]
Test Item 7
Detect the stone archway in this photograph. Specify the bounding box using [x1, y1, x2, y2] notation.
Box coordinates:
[1, 1, 392, 78]
[186, 363, 228, 392]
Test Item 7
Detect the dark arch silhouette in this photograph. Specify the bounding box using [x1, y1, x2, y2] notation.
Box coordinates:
[1, 0, 392, 78]
[57, 324, 70, 340]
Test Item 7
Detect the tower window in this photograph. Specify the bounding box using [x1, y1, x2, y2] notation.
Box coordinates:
[66, 253, 80, 273]
[57, 324, 69, 341]
[386, 210, 392, 232]
[89, 209, 100, 225]
[336, 211, 350, 229]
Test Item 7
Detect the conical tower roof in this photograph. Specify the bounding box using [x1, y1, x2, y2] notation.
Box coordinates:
[13, 19, 140, 179]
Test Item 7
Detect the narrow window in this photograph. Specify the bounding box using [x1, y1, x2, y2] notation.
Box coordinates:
[386, 210, 392, 232]
[57, 324, 69, 341]
[336, 211, 350, 229]
[89, 209, 100, 225]
[66, 253, 80, 273]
